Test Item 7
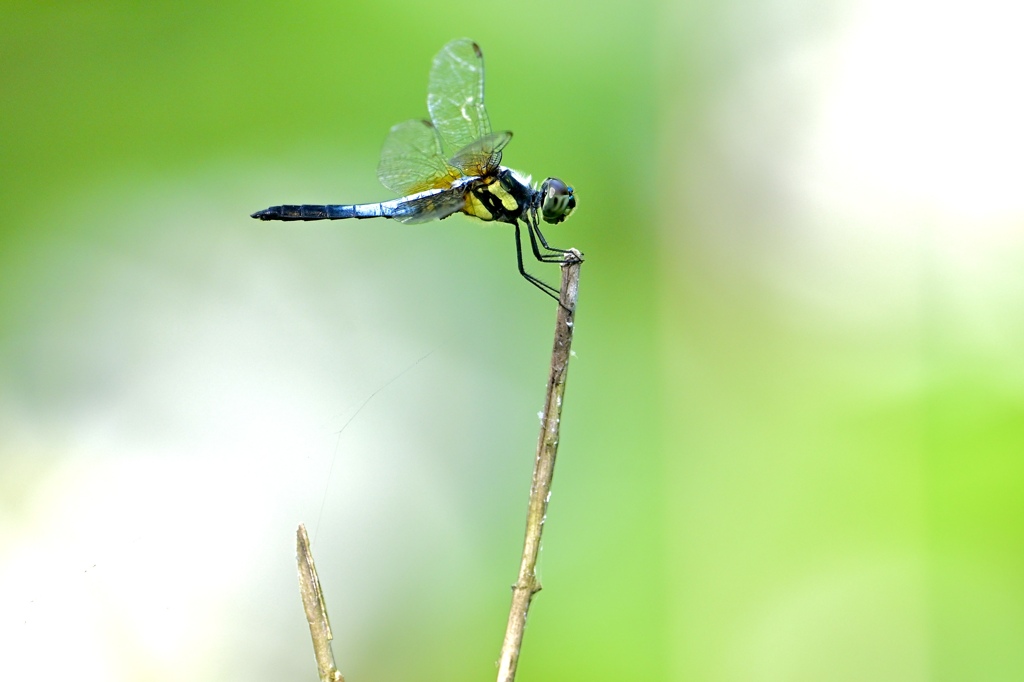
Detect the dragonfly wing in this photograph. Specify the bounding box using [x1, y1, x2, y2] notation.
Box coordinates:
[390, 183, 472, 224]
[427, 38, 491, 155]
[449, 130, 512, 177]
[377, 119, 460, 195]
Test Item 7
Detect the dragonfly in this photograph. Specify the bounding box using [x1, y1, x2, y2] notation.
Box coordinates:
[251, 38, 577, 299]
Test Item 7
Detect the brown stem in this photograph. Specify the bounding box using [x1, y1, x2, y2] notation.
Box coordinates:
[297, 524, 345, 682]
[496, 250, 583, 682]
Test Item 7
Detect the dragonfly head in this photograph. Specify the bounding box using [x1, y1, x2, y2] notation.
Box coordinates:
[540, 178, 576, 224]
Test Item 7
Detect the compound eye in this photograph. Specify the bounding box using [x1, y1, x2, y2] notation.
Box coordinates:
[541, 178, 577, 224]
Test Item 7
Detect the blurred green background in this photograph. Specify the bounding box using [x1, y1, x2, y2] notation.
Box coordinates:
[3, 1, 1023, 680]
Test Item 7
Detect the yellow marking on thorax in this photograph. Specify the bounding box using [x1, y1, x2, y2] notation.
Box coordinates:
[463, 192, 494, 221]
[460, 177, 520, 222]
[487, 181, 520, 212]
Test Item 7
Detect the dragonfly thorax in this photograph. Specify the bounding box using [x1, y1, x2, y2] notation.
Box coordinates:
[463, 167, 535, 224]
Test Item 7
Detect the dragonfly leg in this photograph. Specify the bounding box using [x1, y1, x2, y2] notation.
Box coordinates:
[515, 221, 560, 299]
[524, 210, 572, 262]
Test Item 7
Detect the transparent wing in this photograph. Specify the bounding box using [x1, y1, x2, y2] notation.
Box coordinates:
[391, 185, 471, 224]
[377, 119, 460, 195]
[449, 130, 512, 178]
[427, 38, 491, 156]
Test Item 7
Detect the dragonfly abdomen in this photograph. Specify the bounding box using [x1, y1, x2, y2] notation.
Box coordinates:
[251, 203, 390, 221]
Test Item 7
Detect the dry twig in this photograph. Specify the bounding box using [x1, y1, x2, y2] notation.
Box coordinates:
[297, 524, 345, 682]
[496, 251, 583, 682]
[294, 251, 583, 682]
